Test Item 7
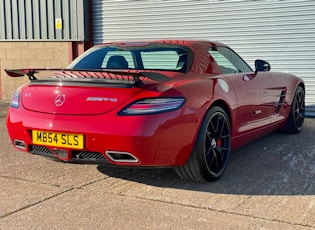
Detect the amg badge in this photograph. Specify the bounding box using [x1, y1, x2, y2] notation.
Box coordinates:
[86, 97, 118, 102]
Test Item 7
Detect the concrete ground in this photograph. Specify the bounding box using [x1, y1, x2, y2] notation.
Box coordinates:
[0, 100, 314, 229]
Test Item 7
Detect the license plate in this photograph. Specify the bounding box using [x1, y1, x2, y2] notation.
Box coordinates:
[32, 130, 84, 149]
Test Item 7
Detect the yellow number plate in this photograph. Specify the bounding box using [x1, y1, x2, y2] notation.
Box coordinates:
[32, 130, 84, 149]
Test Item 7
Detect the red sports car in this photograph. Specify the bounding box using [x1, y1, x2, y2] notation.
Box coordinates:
[5, 40, 305, 182]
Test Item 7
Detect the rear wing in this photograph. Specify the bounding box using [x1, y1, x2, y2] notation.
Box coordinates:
[5, 68, 170, 86]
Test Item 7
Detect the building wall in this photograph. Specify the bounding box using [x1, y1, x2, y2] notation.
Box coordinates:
[0, 41, 70, 100]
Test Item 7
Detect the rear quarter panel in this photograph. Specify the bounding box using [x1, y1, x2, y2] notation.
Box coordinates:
[166, 74, 239, 161]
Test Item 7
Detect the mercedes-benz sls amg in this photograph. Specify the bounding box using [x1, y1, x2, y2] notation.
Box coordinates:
[5, 40, 305, 182]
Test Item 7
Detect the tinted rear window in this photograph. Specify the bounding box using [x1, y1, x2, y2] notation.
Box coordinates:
[68, 44, 192, 72]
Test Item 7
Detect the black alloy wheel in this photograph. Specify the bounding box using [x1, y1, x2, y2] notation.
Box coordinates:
[175, 106, 231, 182]
[204, 109, 231, 177]
[282, 86, 305, 134]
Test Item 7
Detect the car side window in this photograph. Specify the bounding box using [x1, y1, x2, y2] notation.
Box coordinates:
[208, 47, 252, 74]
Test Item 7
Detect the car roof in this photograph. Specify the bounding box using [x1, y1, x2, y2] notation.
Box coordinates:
[97, 39, 227, 48]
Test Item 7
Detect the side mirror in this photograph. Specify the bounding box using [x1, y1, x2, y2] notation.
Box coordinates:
[255, 59, 271, 73]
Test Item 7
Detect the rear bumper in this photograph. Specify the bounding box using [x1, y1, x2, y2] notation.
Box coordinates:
[6, 107, 199, 166]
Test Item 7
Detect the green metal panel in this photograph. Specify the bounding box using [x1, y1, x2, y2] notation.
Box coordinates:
[0, 0, 89, 41]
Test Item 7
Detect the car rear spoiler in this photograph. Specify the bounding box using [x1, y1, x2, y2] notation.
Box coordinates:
[5, 68, 170, 86]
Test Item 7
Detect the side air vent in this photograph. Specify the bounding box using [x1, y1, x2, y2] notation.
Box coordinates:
[276, 90, 286, 113]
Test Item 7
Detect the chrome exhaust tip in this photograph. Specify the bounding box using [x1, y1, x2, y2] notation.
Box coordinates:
[13, 139, 26, 150]
[105, 151, 139, 163]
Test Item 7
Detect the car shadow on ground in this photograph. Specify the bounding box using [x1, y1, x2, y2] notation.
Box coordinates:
[97, 119, 315, 196]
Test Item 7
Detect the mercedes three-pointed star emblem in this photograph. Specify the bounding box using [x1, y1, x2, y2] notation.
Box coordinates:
[54, 94, 66, 106]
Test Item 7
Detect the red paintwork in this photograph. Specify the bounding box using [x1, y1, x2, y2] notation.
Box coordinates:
[6, 40, 304, 166]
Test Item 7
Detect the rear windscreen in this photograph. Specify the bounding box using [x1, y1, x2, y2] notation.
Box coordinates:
[68, 44, 192, 73]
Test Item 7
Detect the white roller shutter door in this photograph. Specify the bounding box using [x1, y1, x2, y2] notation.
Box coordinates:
[92, 0, 315, 116]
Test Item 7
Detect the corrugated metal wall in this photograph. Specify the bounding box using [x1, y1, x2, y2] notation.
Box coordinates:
[0, 0, 89, 41]
[92, 0, 315, 116]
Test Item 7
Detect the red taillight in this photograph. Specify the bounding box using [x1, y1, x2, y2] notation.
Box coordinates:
[119, 98, 185, 115]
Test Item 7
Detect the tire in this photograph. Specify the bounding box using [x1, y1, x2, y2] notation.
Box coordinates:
[175, 106, 231, 182]
[281, 86, 305, 134]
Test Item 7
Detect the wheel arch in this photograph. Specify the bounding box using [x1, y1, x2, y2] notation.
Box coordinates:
[289, 80, 305, 104]
[208, 99, 232, 128]
[285, 81, 305, 112]
[297, 82, 305, 96]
